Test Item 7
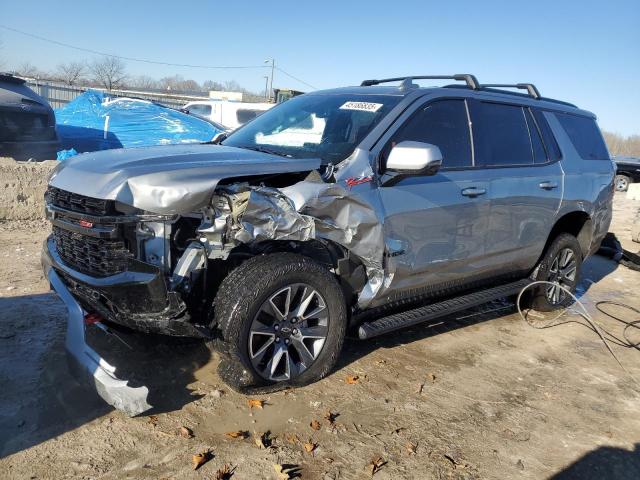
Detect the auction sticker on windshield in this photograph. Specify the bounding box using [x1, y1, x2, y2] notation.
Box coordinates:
[339, 101, 383, 113]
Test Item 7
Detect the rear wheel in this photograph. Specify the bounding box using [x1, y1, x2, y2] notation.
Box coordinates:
[214, 253, 347, 387]
[526, 233, 583, 312]
[615, 174, 631, 192]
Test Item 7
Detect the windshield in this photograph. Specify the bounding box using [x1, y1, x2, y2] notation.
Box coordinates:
[223, 93, 402, 164]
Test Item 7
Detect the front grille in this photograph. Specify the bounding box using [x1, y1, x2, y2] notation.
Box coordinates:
[46, 186, 116, 216]
[53, 225, 133, 277]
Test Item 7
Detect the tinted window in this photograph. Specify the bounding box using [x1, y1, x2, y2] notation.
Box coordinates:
[525, 108, 547, 164]
[555, 113, 609, 160]
[390, 99, 472, 168]
[532, 109, 561, 161]
[236, 109, 264, 125]
[472, 102, 533, 166]
[188, 104, 211, 117]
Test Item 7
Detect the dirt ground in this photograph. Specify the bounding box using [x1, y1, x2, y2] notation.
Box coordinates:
[1, 195, 639, 480]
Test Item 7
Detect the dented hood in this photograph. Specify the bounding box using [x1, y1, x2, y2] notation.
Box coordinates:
[49, 144, 321, 214]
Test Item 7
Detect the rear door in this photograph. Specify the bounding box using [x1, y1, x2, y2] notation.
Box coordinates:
[468, 100, 563, 276]
[376, 98, 492, 302]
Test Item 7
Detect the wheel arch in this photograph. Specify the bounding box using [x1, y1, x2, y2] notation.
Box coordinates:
[225, 238, 367, 309]
[545, 210, 593, 258]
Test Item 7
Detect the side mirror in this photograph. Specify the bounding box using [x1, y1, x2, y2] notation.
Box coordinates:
[386, 141, 443, 175]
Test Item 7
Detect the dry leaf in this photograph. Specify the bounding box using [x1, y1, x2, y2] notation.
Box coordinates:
[285, 433, 300, 445]
[310, 419, 321, 431]
[192, 450, 212, 470]
[303, 441, 317, 454]
[366, 456, 386, 476]
[323, 411, 337, 424]
[416, 383, 424, 394]
[274, 463, 299, 479]
[178, 426, 194, 438]
[225, 430, 248, 439]
[405, 441, 417, 455]
[428, 373, 436, 382]
[215, 464, 234, 480]
[253, 431, 272, 449]
[376, 359, 387, 365]
[247, 399, 264, 409]
[345, 375, 359, 384]
[148, 415, 158, 426]
[274, 464, 289, 480]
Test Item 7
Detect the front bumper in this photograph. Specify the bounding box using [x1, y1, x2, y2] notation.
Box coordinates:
[42, 236, 208, 337]
[46, 266, 152, 416]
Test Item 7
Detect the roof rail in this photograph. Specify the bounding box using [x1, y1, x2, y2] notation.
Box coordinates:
[361, 74, 480, 90]
[482, 83, 541, 99]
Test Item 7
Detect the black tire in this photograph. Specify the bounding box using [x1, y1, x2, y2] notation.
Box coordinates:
[525, 233, 583, 312]
[213, 253, 347, 387]
[615, 174, 631, 192]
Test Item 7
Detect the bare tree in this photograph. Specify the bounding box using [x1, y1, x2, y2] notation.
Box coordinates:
[130, 75, 159, 90]
[16, 62, 41, 78]
[90, 56, 127, 90]
[56, 61, 87, 85]
[202, 80, 225, 92]
[223, 80, 243, 92]
[159, 74, 201, 92]
[603, 131, 640, 158]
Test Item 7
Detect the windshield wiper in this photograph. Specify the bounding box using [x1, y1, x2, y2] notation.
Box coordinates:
[240, 145, 293, 158]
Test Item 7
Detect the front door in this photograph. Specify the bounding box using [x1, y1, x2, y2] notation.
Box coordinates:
[376, 98, 492, 304]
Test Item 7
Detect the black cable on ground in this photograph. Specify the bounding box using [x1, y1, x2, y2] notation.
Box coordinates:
[594, 301, 640, 350]
[516, 281, 640, 388]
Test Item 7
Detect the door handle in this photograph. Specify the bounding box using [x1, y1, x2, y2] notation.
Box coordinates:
[539, 181, 558, 190]
[461, 187, 487, 197]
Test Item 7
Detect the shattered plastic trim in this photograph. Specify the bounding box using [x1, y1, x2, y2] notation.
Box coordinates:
[47, 268, 152, 416]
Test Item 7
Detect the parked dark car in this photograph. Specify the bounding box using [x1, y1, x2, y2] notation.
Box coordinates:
[613, 156, 640, 191]
[0, 73, 59, 160]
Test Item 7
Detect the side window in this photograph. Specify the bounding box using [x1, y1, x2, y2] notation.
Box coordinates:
[188, 104, 212, 117]
[555, 113, 609, 160]
[471, 102, 533, 166]
[387, 99, 472, 168]
[524, 108, 548, 164]
[532, 109, 561, 161]
[237, 109, 264, 125]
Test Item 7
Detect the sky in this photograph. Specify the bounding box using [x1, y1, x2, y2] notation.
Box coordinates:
[0, 0, 638, 136]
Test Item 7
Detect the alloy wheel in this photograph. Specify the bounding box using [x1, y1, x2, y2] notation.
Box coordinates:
[545, 247, 577, 305]
[248, 283, 329, 382]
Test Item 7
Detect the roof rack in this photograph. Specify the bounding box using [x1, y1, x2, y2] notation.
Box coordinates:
[360, 74, 577, 107]
[361, 74, 480, 90]
[481, 83, 541, 99]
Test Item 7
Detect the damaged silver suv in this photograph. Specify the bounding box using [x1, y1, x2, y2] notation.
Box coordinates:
[42, 74, 614, 413]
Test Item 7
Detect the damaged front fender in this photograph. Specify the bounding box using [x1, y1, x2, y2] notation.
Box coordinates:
[200, 150, 387, 308]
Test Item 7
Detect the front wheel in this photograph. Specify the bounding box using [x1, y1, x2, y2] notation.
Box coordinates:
[525, 233, 583, 312]
[214, 253, 347, 387]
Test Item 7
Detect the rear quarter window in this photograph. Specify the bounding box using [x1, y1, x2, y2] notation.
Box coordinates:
[555, 113, 609, 160]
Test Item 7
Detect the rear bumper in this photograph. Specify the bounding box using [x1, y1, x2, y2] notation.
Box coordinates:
[46, 266, 152, 416]
[42, 236, 208, 337]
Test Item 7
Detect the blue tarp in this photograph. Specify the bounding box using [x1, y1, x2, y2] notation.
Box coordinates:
[55, 90, 221, 155]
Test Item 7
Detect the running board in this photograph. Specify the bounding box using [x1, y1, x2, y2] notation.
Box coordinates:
[358, 279, 531, 340]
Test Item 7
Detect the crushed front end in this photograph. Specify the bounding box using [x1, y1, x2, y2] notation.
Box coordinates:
[41, 186, 214, 415]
